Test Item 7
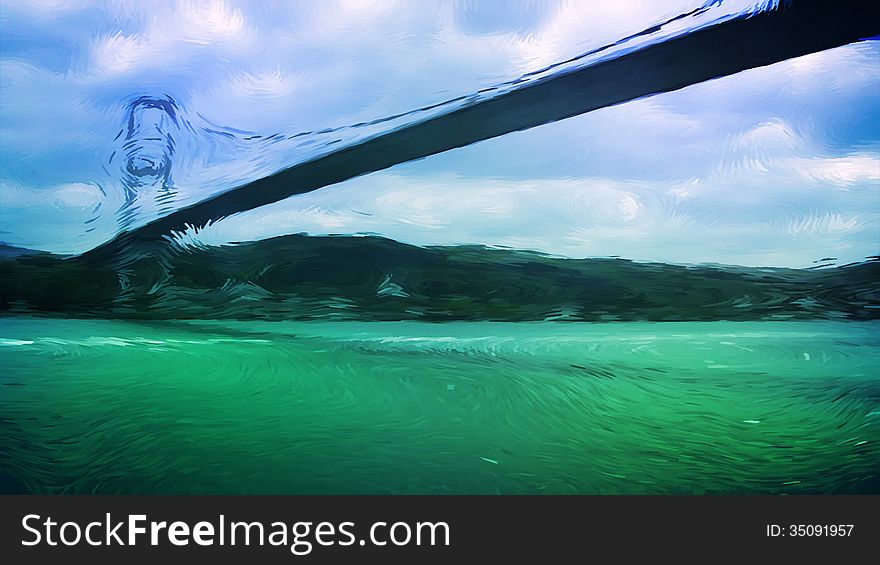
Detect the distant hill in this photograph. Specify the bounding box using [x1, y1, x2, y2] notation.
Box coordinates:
[1, 234, 877, 321]
[0, 243, 45, 259]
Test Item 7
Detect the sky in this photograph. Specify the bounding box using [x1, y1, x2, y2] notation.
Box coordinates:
[0, 0, 878, 267]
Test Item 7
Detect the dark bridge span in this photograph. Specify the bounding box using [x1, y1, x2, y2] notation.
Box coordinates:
[85, 0, 879, 259]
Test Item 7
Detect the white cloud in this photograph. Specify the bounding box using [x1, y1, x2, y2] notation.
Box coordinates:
[87, 0, 251, 77]
[51, 183, 104, 210]
[778, 212, 862, 237]
[228, 67, 297, 99]
[785, 155, 880, 188]
[184, 152, 879, 268]
[91, 32, 146, 75]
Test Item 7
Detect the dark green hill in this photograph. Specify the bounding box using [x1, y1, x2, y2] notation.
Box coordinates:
[1, 236, 877, 321]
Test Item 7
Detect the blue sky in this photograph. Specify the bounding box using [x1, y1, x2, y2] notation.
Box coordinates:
[1, 0, 878, 267]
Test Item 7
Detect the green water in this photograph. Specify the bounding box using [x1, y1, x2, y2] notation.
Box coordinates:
[1, 316, 877, 494]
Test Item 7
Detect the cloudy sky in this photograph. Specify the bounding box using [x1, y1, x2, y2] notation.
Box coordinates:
[1, 0, 878, 267]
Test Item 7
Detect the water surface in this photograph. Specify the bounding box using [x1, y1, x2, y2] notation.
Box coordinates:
[1, 317, 876, 494]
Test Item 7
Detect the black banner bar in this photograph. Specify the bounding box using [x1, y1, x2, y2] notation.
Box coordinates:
[2, 495, 876, 563]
